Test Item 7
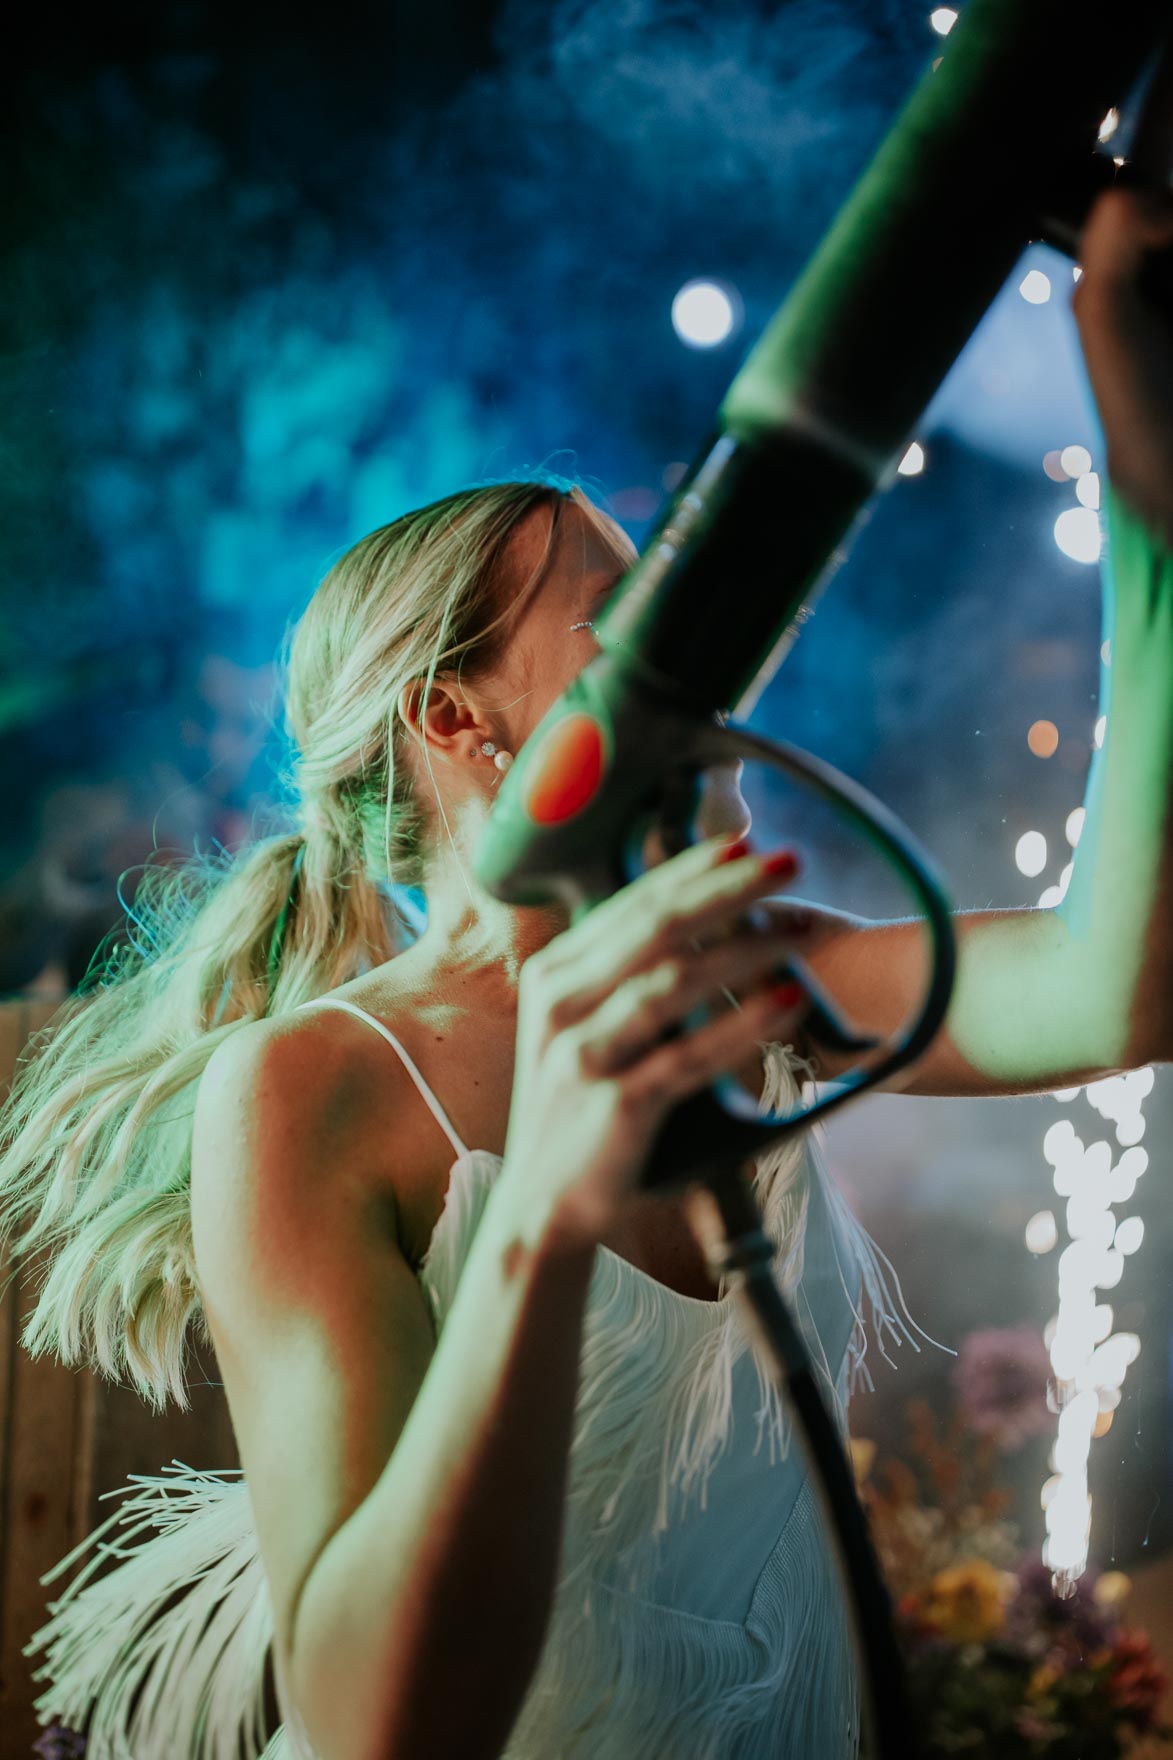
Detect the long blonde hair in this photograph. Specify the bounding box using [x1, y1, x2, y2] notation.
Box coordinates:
[0, 477, 630, 1411]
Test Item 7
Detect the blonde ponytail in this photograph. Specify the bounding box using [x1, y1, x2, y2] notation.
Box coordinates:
[0, 475, 631, 1410]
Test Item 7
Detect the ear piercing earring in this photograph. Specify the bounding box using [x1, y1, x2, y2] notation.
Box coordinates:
[479, 740, 514, 773]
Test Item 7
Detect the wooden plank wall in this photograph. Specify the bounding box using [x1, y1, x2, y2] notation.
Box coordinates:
[0, 998, 238, 1759]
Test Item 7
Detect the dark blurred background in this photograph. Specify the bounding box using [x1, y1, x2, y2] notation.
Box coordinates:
[3, 0, 1168, 1585]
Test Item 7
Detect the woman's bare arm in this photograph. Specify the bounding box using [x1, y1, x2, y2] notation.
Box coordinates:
[191, 1020, 597, 1760]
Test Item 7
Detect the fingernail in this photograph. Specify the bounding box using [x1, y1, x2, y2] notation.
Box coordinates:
[717, 837, 752, 864]
[770, 981, 805, 1011]
[762, 849, 800, 879]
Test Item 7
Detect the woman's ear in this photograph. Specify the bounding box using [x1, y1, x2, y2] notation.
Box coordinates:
[397, 678, 482, 760]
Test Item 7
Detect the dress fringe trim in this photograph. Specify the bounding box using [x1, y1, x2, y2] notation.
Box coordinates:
[24, 1039, 933, 1760]
[24, 1461, 291, 1759]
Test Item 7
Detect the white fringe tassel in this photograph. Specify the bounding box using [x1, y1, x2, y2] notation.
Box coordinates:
[24, 1461, 291, 1760]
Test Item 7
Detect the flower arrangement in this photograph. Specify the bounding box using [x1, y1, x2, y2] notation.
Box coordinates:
[854, 1326, 1171, 1758]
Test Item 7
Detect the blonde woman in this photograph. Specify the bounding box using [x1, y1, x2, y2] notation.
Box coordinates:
[4, 185, 1173, 1760]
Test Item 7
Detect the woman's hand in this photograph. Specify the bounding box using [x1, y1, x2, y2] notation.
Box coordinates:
[1072, 181, 1173, 551]
[500, 836, 810, 1243]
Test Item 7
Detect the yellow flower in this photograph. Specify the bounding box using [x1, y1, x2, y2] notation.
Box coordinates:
[919, 1558, 1016, 1644]
[1027, 1662, 1061, 1701]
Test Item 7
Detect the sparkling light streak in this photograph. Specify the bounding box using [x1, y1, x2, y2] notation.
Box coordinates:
[1033, 878, 1154, 1594]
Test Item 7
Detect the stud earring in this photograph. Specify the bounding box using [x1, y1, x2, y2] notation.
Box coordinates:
[480, 739, 514, 773]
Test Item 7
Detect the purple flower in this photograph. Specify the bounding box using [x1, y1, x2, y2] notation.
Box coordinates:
[32, 1725, 86, 1760]
[1007, 1558, 1116, 1657]
[951, 1326, 1053, 1452]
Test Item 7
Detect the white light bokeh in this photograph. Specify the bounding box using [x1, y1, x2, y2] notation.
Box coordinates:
[1054, 507, 1102, 564]
[1060, 445, 1093, 477]
[1015, 830, 1047, 877]
[929, 6, 958, 33]
[671, 280, 740, 348]
[1025, 1210, 1058, 1254]
[1019, 269, 1052, 305]
[1076, 472, 1100, 511]
[898, 441, 925, 476]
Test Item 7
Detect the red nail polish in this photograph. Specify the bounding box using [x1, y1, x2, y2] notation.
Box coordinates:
[770, 981, 805, 1011]
[762, 849, 800, 879]
[717, 837, 752, 864]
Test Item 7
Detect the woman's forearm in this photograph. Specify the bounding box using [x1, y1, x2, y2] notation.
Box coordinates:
[287, 1173, 598, 1760]
[1057, 478, 1173, 1067]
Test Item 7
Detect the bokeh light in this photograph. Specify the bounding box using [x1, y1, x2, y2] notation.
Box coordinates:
[1076, 471, 1100, 511]
[1054, 508, 1101, 564]
[1027, 720, 1059, 758]
[671, 280, 740, 348]
[1015, 830, 1047, 877]
[1019, 270, 1051, 305]
[1025, 1210, 1058, 1255]
[1060, 444, 1092, 478]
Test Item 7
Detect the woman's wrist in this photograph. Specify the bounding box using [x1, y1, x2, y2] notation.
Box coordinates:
[490, 1160, 604, 1267]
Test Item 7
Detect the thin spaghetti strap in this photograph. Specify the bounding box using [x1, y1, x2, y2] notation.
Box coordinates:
[295, 997, 470, 1162]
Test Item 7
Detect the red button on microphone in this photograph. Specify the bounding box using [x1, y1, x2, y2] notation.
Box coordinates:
[524, 714, 607, 825]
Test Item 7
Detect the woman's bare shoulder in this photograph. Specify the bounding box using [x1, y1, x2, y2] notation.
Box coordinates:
[194, 1002, 410, 1204]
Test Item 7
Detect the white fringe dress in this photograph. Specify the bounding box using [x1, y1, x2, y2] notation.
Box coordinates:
[25, 999, 918, 1760]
